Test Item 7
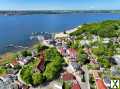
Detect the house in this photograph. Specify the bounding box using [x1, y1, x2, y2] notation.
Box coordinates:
[5, 60, 18, 68]
[92, 35, 100, 42]
[103, 76, 111, 88]
[80, 40, 90, 46]
[15, 80, 30, 89]
[55, 32, 69, 39]
[45, 39, 56, 46]
[9, 60, 18, 68]
[67, 48, 77, 62]
[97, 79, 107, 89]
[69, 62, 81, 71]
[96, 79, 107, 89]
[37, 56, 45, 72]
[7, 68, 19, 75]
[67, 36, 75, 42]
[102, 38, 110, 44]
[37, 35, 44, 41]
[93, 71, 107, 89]
[55, 39, 63, 46]
[31, 50, 37, 57]
[37, 51, 45, 72]
[110, 55, 120, 65]
[59, 47, 67, 56]
[111, 66, 120, 77]
[111, 37, 120, 44]
[62, 72, 75, 81]
[62, 72, 81, 89]
[20, 84, 30, 89]
[0, 75, 19, 89]
[72, 80, 81, 89]
[18, 56, 32, 65]
[62, 44, 68, 49]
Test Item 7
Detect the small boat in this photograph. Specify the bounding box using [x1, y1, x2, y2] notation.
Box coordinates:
[7, 44, 14, 47]
[32, 32, 38, 35]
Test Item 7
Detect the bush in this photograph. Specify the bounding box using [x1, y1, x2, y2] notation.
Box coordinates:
[70, 20, 120, 37]
[32, 72, 44, 86]
[0, 66, 6, 75]
[21, 50, 32, 57]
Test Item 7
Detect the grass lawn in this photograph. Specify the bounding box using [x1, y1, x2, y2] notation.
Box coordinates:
[0, 66, 7, 76]
[0, 52, 17, 65]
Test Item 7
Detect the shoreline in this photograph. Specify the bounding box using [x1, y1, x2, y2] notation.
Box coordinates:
[54, 25, 81, 38]
[0, 25, 80, 57]
[66, 25, 81, 34]
[0, 41, 39, 56]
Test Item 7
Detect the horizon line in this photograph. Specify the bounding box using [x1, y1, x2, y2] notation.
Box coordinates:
[0, 9, 120, 11]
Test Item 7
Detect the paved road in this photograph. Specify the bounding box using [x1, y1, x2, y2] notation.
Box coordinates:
[82, 65, 90, 89]
[17, 69, 31, 86]
[30, 80, 62, 89]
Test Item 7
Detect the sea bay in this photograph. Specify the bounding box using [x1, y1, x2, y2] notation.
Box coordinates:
[0, 13, 120, 54]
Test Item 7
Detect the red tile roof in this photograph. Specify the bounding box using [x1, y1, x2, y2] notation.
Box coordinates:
[72, 80, 81, 89]
[67, 48, 77, 55]
[59, 48, 65, 55]
[96, 79, 107, 89]
[37, 51, 45, 72]
[12, 60, 18, 65]
[93, 71, 107, 89]
[62, 72, 76, 81]
[67, 48, 77, 61]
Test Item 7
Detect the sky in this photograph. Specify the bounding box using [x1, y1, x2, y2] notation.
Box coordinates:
[0, 0, 120, 10]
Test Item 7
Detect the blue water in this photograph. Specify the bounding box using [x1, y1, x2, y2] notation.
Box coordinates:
[0, 13, 120, 54]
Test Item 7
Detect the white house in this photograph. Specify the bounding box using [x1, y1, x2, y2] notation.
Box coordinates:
[92, 35, 100, 42]
[102, 38, 110, 44]
[80, 40, 90, 46]
[18, 56, 32, 65]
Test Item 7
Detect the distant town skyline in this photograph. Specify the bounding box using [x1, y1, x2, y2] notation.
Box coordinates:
[0, 0, 120, 10]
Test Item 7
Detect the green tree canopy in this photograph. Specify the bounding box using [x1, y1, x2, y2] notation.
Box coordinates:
[70, 20, 120, 37]
[32, 72, 44, 86]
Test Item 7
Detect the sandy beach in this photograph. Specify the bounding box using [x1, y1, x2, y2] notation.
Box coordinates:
[66, 25, 81, 34]
[55, 25, 81, 38]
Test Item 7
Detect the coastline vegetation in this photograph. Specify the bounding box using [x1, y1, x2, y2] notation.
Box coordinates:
[70, 20, 120, 37]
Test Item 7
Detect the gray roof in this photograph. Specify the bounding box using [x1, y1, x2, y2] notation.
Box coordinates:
[71, 62, 80, 70]
[112, 55, 120, 65]
[111, 66, 120, 76]
[0, 75, 18, 89]
[103, 76, 110, 84]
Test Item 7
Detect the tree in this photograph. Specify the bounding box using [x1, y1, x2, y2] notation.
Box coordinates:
[62, 82, 71, 89]
[43, 62, 57, 81]
[0, 66, 6, 75]
[98, 57, 111, 68]
[20, 67, 33, 84]
[32, 72, 44, 86]
[70, 20, 120, 37]
[36, 44, 48, 53]
[14, 64, 21, 70]
[21, 50, 31, 57]
[78, 49, 89, 65]
[20, 47, 63, 85]
[71, 40, 80, 49]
